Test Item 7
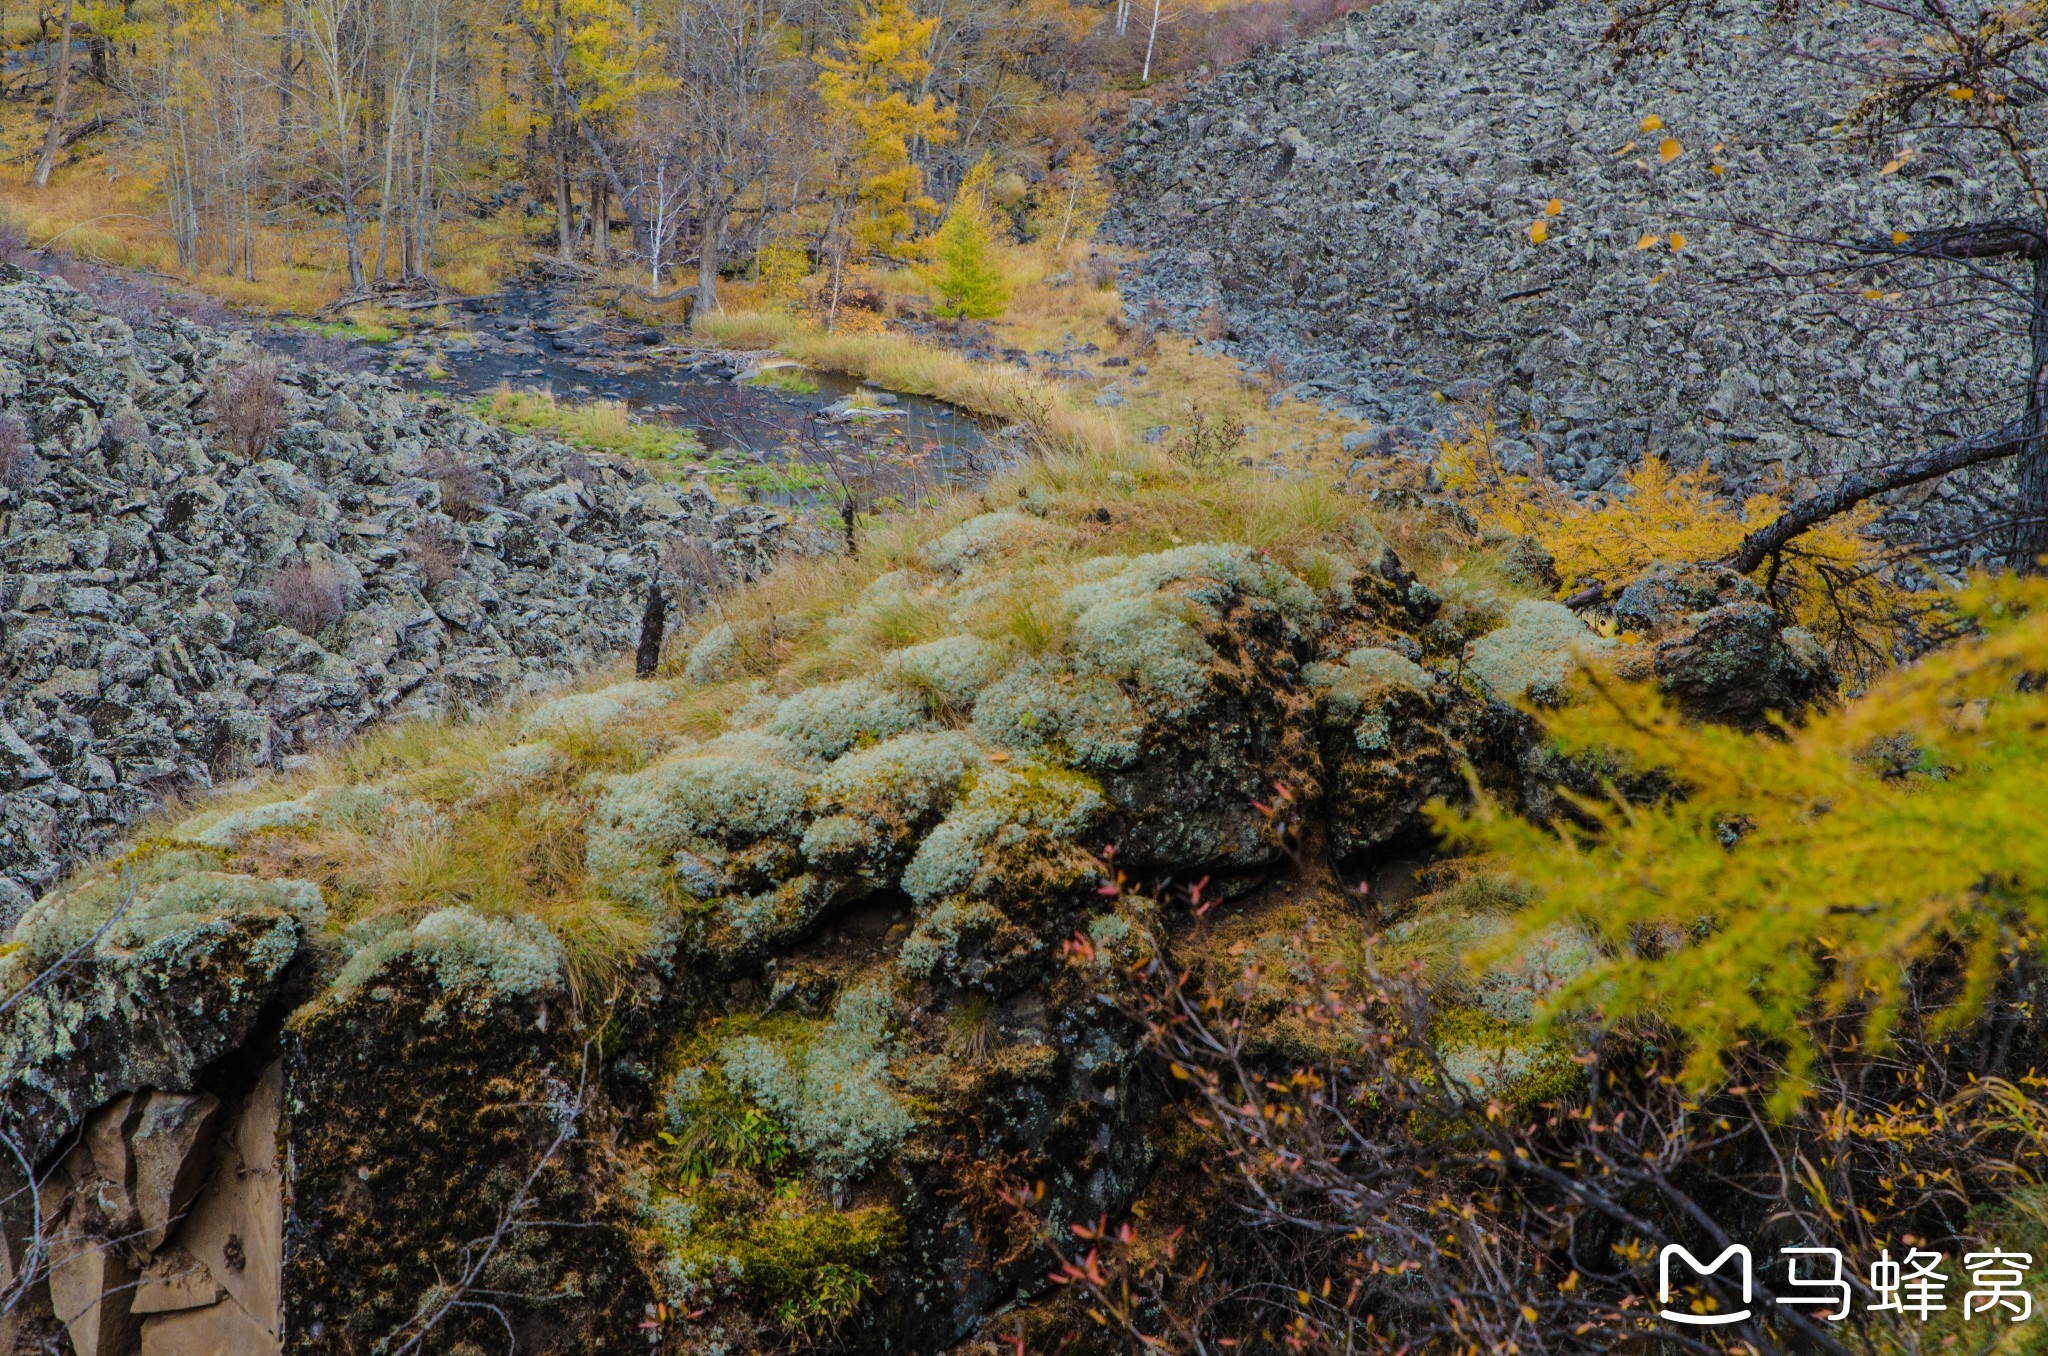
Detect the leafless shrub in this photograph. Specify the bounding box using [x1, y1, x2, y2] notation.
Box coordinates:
[208, 358, 289, 459]
[105, 410, 153, 450]
[1082, 255, 1120, 289]
[405, 523, 463, 593]
[1196, 305, 1231, 341]
[1261, 350, 1288, 394]
[299, 334, 368, 372]
[0, 217, 30, 269]
[660, 538, 729, 611]
[0, 414, 39, 490]
[267, 560, 350, 635]
[423, 448, 496, 521]
[1165, 405, 1247, 471]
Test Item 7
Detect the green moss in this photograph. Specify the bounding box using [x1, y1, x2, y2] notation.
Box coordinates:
[1430, 1005, 1582, 1106]
[766, 677, 928, 761]
[646, 1181, 902, 1331]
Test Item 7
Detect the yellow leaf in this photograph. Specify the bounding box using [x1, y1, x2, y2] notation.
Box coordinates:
[1711, 163, 1726, 175]
[1669, 232, 1686, 250]
[1659, 137, 1684, 162]
[1635, 232, 1660, 250]
[1640, 113, 1664, 131]
[1712, 141, 1725, 153]
[1545, 197, 1563, 216]
[1520, 1305, 1540, 1323]
[1949, 86, 1975, 99]
[1529, 219, 1550, 243]
[1561, 1271, 1581, 1292]
[1615, 139, 1637, 155]
[1863, 288, 1883, 299]
[1893, 229, 1910, 245]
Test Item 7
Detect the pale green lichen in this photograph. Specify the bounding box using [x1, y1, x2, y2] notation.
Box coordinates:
[1067, 595, 1214, 714]
[14, 853, 326, 960]
[1342, 646, 1434, 693]
[765, 678, 927, 762]
[684, 624, 742, 685]
[521, 680, 670, 737]
[897, 898, 1010, 979]
[718, 983, 913, 1182]
[1465, 600, 1612, 702]
[331, 906, 565, 1010]
[1308, 647, 1436, 748]
[816, 731, 983, 821]
[1060, 544, 1319, 625]
[880, 635, 1003, 710]
[970, 662, 1146, 768]
[477, 741, 562, 794]
[176, 785, 445, 850]
[587, 752, 817, 910]
[1473, 924, 1598, 1025]
[922, 511, 1061, 575]
[900, 761, 1108, 904]
[181, 795, 317, 847]
[799, 728, 985, 876]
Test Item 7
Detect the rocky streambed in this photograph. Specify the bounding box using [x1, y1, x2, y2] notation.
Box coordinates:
[0, 267, 803, 924]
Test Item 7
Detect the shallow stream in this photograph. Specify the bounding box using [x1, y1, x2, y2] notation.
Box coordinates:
[263, 286, 1001, 507]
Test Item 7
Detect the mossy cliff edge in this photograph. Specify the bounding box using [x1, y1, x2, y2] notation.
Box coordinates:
[0, 441, 1816, 1354]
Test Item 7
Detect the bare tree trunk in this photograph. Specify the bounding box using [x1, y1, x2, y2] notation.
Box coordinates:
[1141, 0, 1162, 84]
[555, 127, 573, 260]
[410, 3, 440, 281]
[2012, 245, 2048, 570]
[694, 196, 721, 326]
[32, 0, 75, 187]
[593, 174, 608, 261]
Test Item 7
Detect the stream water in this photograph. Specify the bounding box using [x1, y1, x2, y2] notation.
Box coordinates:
[262, 286, 1003, 507]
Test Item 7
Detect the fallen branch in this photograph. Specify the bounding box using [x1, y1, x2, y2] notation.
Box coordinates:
[1729, 420, 2025, 574]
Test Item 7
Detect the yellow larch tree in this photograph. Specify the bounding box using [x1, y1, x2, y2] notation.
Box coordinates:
[813, 0, 956, 259]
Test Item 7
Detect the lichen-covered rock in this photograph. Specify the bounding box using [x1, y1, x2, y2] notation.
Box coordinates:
[283, 948, 652, 1356]
[0, 899, 298, 1167]
[1464, 600, 1611, 704]
[1609, 563, 1836, 724]
[0, 270, 797, 921]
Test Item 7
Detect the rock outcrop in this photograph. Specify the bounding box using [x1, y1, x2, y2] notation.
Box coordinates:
[0, 269, 794, 921]
[1109, 0, 2023, 563]
[0, 288, 1836, 1352]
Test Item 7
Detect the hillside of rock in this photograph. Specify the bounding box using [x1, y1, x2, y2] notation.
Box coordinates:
[0, 267, 793, 923]
[0, 331, 1834, 1355]
[1109, 0, 2028, 565]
